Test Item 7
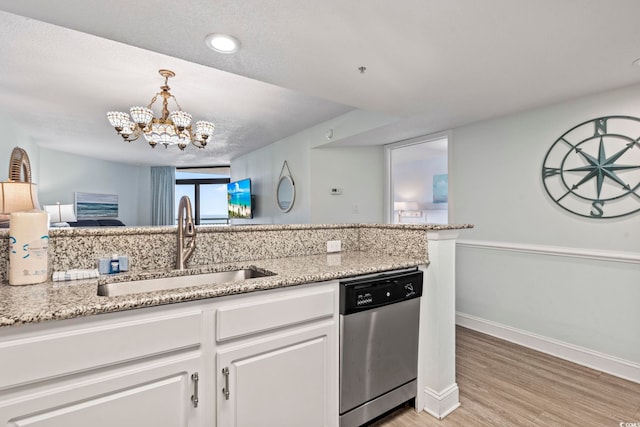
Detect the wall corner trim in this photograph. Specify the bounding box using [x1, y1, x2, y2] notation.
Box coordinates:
[422, 383, 460, 420]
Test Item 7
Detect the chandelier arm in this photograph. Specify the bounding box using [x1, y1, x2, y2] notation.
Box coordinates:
[122, 127, 142, 143]
[123, 134, 141, 142]
[190, 137, 207, 149]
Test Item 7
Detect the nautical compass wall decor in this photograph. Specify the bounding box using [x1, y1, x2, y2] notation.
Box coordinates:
[542, 115, 640, 218]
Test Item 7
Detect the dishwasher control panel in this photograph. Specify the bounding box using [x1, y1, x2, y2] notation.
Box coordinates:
[339, 269, 423, 314]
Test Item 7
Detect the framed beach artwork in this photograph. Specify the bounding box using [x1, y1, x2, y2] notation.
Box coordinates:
[433, 174, 448, 204]
[75, 192, 119, 218]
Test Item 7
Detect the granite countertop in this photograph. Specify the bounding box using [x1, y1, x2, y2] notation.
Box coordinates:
[0, 251, 428, 328]
[0, 222, 474, 237]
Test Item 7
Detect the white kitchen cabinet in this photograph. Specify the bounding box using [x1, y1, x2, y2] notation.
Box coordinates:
[0, 281, 339, 427]
[0, 306, 205, 427]
[0, 352, 201, 427]
[214, 282, 339, 427]
[217, 322, 335, 427]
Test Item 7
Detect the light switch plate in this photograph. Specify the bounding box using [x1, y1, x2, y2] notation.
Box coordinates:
[327, 240, 342, 253]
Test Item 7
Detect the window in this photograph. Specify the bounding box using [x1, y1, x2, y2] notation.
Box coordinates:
[175, 167, 230, 225]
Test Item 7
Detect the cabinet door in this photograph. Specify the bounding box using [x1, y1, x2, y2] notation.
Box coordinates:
[0, 353, 202, 427]
[217, 322, 337, 427]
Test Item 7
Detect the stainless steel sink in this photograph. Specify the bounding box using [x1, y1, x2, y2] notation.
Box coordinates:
[97, 268, 275, 297]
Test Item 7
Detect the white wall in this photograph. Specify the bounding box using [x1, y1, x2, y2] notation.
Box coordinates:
[38, 148, 151, 226]
[391, 152, 448, 224]
[231, 112, 385, 224]
[393, 156, 447, 207]
[232, 84, 640, 373]
[452, 83, 640, 366]
[310, 145, 384, 224]
[1, 112, 152, 226]
[0, 115, 40, 182]
[230, 127, 311, 224]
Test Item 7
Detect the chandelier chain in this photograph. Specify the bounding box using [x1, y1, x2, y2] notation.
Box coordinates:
[147, 93, 160, 110]
[170, 95, 184, 112]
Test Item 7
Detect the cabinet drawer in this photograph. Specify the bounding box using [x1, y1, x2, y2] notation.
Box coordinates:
[0, 309, 202, 390]
[0, 353, 200, 427]
[216, 286, 335, 341]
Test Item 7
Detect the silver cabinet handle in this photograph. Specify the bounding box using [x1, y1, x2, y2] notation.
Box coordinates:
[191, 372, 199, 408]
[222, 367, 230, 400]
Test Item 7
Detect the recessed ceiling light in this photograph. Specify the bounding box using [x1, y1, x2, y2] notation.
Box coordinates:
[205, 33, 240, 54]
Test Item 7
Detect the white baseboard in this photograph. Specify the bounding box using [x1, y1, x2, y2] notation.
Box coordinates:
[422, 383, 460, 419]
[456, 312, 640, 384]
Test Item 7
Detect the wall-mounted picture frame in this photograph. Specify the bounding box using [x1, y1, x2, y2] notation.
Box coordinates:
[75, 192, 118, 218]
[433, 174, 448, 203]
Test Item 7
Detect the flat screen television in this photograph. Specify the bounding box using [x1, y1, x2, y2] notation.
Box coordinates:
[227, 178, 253, 219]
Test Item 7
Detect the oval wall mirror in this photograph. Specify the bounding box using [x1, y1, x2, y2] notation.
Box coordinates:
[276, 161, 295, 213]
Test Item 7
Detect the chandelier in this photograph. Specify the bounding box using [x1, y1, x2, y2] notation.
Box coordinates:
[107, 69, 215, 150]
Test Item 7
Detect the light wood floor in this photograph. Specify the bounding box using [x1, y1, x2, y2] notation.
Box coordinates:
[371, 326, 640, 427]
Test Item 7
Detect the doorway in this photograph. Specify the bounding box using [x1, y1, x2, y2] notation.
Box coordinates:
[385, 133, 450, 224]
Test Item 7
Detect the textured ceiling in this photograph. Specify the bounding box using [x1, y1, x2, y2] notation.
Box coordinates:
[2, 0, 640, 166]
[0, 10, 352, 166]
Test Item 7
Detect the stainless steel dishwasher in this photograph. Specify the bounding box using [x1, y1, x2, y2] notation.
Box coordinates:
[339, 268, 423, 427]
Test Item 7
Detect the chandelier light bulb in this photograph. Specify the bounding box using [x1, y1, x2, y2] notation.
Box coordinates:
[106, 111, 130, 131]
[130, 106, 154, 127]
[169, 110, 192, 130]
[196, 120, 215, 138]
[120, 122, 136, 138]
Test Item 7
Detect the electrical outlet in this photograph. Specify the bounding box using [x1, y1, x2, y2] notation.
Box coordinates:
[327, 240, 342, 253]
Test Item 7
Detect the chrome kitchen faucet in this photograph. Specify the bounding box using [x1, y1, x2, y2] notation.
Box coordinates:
[176, 195, 196, 270]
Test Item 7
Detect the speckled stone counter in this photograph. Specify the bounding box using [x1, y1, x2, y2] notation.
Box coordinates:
[0, 223, 473, 328]
[0, 251, 427, 327]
